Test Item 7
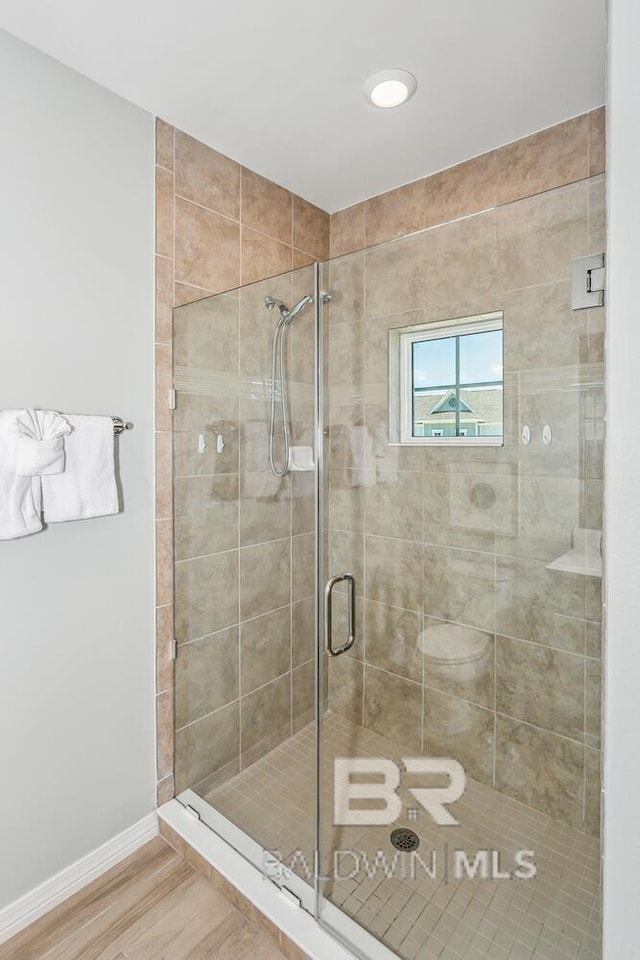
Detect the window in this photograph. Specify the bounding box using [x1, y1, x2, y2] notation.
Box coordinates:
[388, 312, 504, 446]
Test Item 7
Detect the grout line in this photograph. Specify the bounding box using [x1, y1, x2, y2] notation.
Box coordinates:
[362, 662, 422, 690]
[289, 474, 294, 737]
[361, 414, 368, 730]
[583, 649, 589, 827]
[243, 667, 294, 701]
[419, 435, 426, 753]
[174, 546, 240, 563]
[175, 697, 239, 733]
[175, 533, 294, 565]
[177, 625, 238, 649]
[494, 630, 587, 659]
[420, 607, 426, 755]
[421, 679, 493, 715]
[174, 192, 241, 227]
[245, 602, 295, 627]
[493, 710, 587, 748]
[237, 259, 244, 775]
[175, 280, 215, 297]
[493, 545, 498, 789]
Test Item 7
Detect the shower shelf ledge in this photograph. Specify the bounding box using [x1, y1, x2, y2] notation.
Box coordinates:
[546, 527, 602, 578]
[288, 446, 315, 471]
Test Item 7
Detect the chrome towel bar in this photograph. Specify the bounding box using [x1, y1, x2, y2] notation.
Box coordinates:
[111, 417, 133, 436]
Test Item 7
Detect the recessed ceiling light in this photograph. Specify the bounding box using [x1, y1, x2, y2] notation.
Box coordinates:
[364, 69, 417, 109]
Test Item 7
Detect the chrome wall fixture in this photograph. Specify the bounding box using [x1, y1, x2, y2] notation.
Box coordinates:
[265, 290, 332, 477]
[111, 416, 133, 435]
[265, 293, 314, 476]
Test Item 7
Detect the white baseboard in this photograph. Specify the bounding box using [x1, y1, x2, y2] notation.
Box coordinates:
[0, 812, 158, 945]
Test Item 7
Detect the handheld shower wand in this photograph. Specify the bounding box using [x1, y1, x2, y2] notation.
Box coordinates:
[265, 294, 314, 476]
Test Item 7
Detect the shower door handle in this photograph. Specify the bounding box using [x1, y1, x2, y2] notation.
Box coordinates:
[325, 573, 356, 657]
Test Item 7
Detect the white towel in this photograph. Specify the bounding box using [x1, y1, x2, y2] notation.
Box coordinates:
[9, 409, 71, 476]
[0, 410, 43, 539]
[41, 415, 119, 522]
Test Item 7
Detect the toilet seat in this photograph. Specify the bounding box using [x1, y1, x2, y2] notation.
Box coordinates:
[421, 622, 491, 664]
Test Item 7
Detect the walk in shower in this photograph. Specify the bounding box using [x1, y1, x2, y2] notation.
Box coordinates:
[171, 169, 604, 960]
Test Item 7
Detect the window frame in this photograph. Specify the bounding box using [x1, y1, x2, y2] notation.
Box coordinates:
[396, 313, 504, 447]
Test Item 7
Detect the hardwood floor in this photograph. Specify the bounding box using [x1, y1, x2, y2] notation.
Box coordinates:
[0, 838, 289, 960]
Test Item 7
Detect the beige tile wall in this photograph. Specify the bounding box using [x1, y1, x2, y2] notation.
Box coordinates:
[155, 119, 329, 803]
[326, 108, 605, 836]
[155, 109, 605, 837]
[331, 109, 605, 257]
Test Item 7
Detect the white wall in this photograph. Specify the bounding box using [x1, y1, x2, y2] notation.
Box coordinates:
[0, 30, 156, 909]
[604, 1, 640, 957]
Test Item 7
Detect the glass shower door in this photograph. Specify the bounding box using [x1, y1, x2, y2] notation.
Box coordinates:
[316, 179, 603, 960]
[316, 246, 441, 958]
[172, 263, 319, 908]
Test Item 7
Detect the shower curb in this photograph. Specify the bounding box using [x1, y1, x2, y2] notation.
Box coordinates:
[157, 798, 397, 960]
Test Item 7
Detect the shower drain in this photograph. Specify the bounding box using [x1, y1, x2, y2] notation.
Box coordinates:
[390, 828, 420, 852]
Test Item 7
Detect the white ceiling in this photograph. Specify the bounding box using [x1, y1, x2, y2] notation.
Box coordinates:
[0, 0, 606, 212]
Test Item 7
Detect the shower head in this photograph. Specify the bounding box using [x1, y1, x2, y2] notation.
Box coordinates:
[264, 293, 314, 324]
[284, 295, 313, 324]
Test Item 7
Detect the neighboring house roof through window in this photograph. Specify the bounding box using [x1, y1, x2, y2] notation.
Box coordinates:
[429, 390, 475, 415]
[414, 388, 502, 425]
